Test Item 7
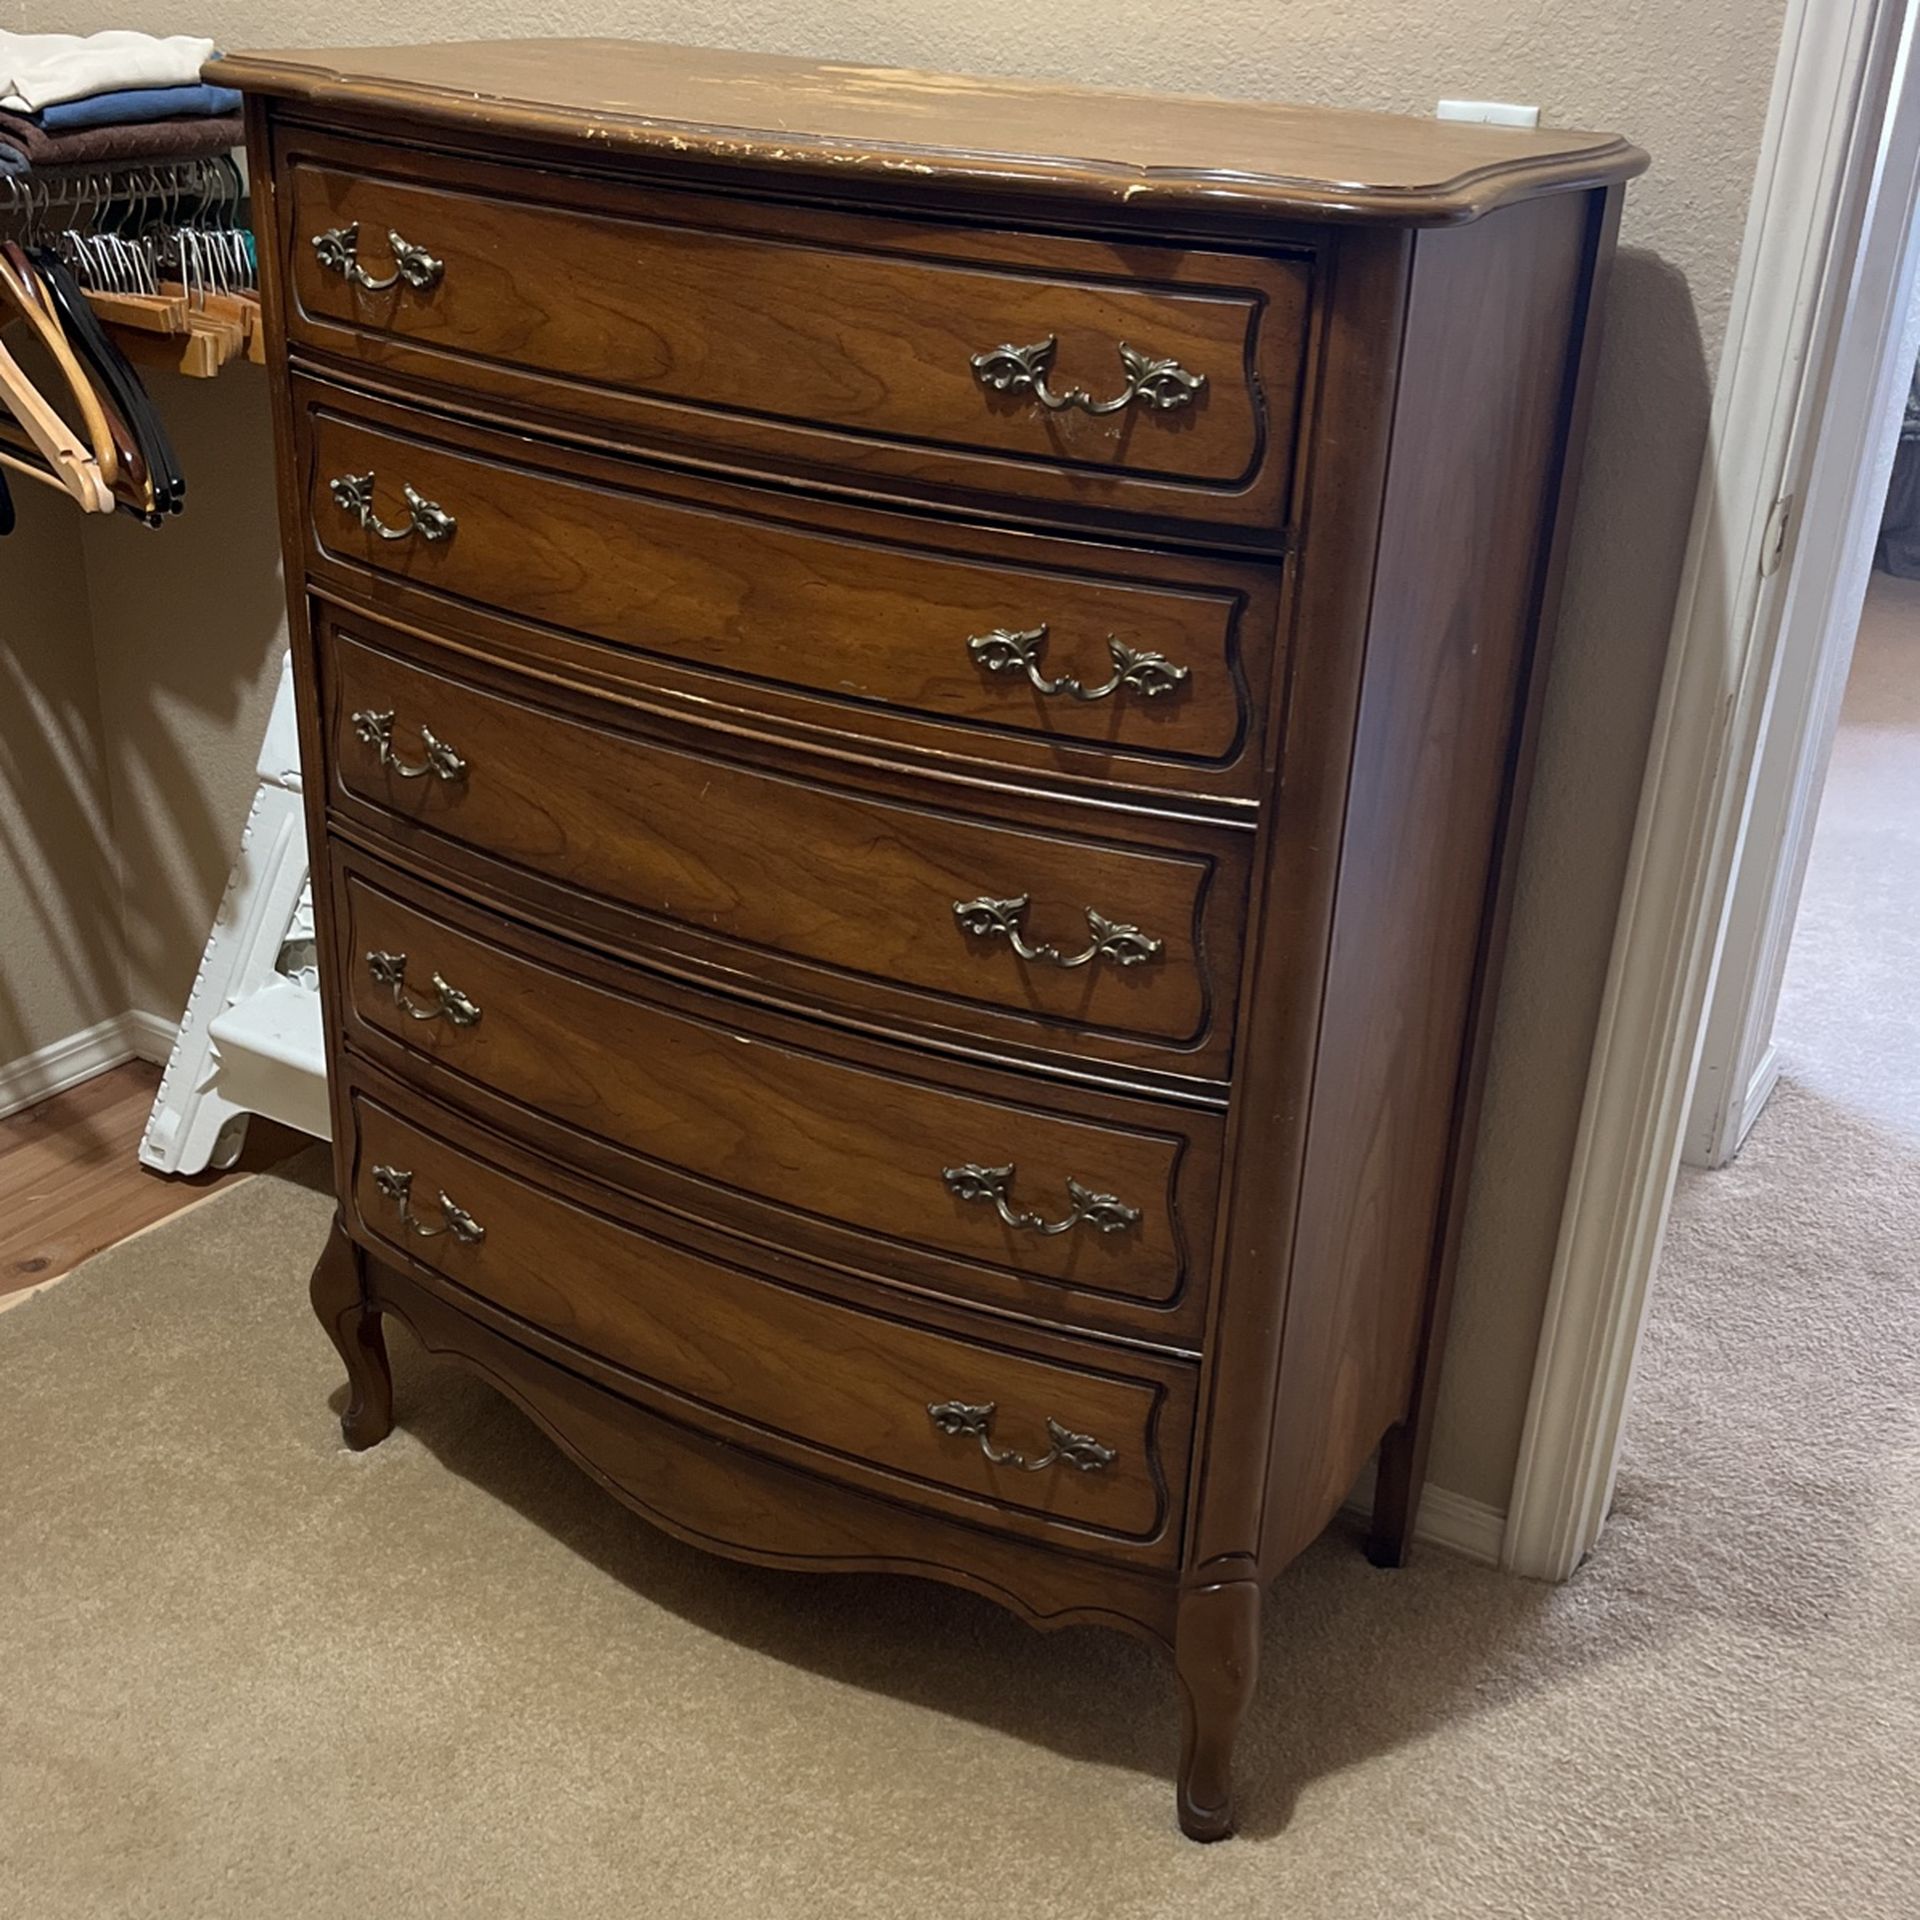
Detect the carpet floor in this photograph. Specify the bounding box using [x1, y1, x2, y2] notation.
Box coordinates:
[3, 597, 1916, 1918]
[2, 1096, 1915, 1917]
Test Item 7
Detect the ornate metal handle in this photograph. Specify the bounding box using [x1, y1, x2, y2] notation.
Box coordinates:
[969, 626, 1191, 702]
[311, 222, 444, 293]
[970, 336, 1206, 416]
[330, 472, 457, 544]
[927, 1400, 1117, 1473]
[952, 894, 1163, 970]
[364, 950, 481, 1027]
[371, 1164, 486, 1244]
[942, 1162, 1141, 1236]
[350, 709, 467, 782]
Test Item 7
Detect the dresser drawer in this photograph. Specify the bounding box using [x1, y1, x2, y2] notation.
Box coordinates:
[346, 1085, 1194, 1559]
[335, 856, 1219, 1344]
[278, 132, 1308, 537]
[300, 389, 1281, 795]
[320, 616, 1247, 1080]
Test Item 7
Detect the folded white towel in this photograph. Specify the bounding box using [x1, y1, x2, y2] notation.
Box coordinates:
[0, 30, 216, 114]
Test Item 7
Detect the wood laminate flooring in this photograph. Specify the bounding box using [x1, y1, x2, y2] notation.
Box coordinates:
[0, 1062, 308, 1306]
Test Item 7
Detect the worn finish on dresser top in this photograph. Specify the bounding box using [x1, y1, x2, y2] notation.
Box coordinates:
[215, 37, 1646, 1841]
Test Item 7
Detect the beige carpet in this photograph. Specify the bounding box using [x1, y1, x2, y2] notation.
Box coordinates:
[1772, 571, 1920, 1141]
[0, 1104, 1914, 1918]
[3, 590, 1917, 1917]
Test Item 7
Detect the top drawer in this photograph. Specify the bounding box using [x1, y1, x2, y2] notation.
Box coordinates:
[277, 132, 1310, 539]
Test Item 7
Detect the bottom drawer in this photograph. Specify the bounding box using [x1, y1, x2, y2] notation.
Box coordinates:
[343, 1079, 1195, 1562]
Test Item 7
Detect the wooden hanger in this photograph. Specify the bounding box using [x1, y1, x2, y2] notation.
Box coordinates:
[0, 335, 113, 512]
[0, 245, 120, 491]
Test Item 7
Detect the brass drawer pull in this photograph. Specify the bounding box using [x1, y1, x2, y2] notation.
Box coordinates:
[969, 625, 1191, 702]
[330, 471, 457, 544]
[952, 893, 1163, 970]
[350, 709, 467, 782]
[970, 335, 1206, 416]
[311, 222, 444, 293]
[364, 950, 481, 1027]
[927, 1400, 1117, 1473]
[942, 1162, 1141, 1236]
[371, 1164, 486, 1245]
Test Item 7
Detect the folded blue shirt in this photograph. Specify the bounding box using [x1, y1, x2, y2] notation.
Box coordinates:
[39, 82, 240, 131]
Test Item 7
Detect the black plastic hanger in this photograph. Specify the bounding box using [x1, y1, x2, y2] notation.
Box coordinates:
[30, 248, 184, 515]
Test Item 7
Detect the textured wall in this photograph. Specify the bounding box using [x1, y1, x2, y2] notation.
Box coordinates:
[29, 0, 1785, 1514]
[79, 375, 290, 1022]
[0, 487, 125, 1066]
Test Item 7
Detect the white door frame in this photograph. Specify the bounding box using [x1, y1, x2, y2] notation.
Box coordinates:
[1503, 0, 1920, 1581]
[1687, 26, 1920, 1170]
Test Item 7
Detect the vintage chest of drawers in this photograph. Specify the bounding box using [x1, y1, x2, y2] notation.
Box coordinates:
[214, 38, 1645, 1839]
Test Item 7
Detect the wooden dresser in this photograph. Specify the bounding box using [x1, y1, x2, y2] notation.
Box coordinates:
[215, 39, 1644, 1839]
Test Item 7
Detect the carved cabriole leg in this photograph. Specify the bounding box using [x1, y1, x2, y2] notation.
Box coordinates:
[1174, 1578, 1261, 1841]
[309, 1215, 393, 1450]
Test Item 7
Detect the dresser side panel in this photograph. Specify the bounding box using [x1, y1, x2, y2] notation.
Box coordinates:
[250, 99, 357, 1205]
[1257, 191, 1600, 1570]
[1184, 227, 1415, 1578]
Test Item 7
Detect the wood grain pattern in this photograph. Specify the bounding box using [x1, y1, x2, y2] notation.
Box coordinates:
[301, 397, 1273, 774]
[1366, 184, 1626, 1569]
[225, 51, 1639, 1838]
[367, 1254, 1183, 1644]
[212, 40, 1646, 226]
[323, 624, 1245, 1072]
[347, 1086, 1195, 1557]
[1180, 223, 1415, 1582]
[1256, 192, 1594, 1572]
[288, 161, 1277, 484]
[276, 130, 1310, 536]
[339, 866, 1220, 1337]
[0, 1063, 304, 1302]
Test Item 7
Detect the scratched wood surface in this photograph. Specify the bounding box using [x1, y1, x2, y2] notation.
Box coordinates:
[213, 39, 1645, 225]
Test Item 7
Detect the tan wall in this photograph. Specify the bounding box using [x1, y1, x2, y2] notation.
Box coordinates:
[79, 375, 289, 1021]
[0, 488, 125, 1065]
[30, 2, 1785, 1513]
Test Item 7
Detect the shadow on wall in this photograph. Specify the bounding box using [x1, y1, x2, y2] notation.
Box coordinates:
[0, 484, 125, 1084]
[1430, 242, 1713, 1509]
[79, 371, 291, 1027]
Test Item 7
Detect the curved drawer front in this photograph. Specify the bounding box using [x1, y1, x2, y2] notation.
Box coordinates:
[340, 866, 1219, 1337]
[304, 399, 1274, 779]
[323, 625, 1244, 1073]
[280, 137, 1307, 534]
[347, 1090, 1193, 1555]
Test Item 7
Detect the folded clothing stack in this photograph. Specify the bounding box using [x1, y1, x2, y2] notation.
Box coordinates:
[0, 32, 238, 176]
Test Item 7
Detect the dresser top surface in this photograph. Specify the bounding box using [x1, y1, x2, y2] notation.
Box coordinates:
[212, 37, 1646, 225]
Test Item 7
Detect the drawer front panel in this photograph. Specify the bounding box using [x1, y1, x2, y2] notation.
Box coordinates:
[280, 138, 1308, 534]
[339, 864, 1219, 1334]
[347, 1090, 1192, 1553]
[304, 399, 1272, 776]
[323, 625, 1243, 1070]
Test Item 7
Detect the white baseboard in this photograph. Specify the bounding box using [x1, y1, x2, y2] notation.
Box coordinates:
[1728, 1038, 1783, 1157]
[124, 1009, 180, 1064]
[0, 1009, 181, 1121]
[0, 1014, 140, 1120]
[1341, 1461, 1507, 1568]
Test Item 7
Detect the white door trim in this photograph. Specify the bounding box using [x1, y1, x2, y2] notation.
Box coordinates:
[1687, 13, 1920, 1169]
[1503, 0, 1919, 1581]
